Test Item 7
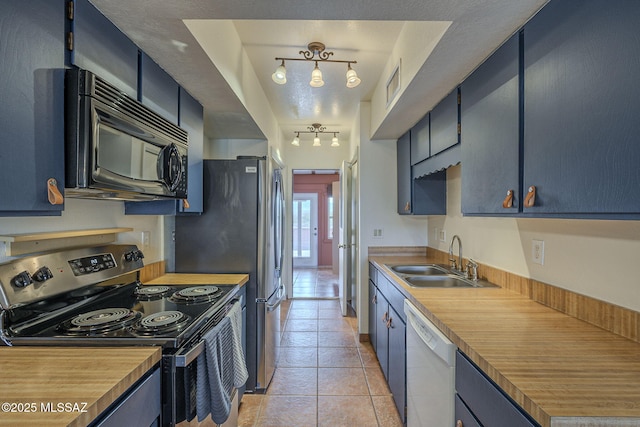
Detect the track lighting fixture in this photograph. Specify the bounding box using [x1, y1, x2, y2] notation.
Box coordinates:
[273, 42, 361, 88]
[291, 123, 340, 147]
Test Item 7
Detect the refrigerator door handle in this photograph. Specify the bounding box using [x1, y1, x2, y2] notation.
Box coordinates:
[267, 294, 284, 313]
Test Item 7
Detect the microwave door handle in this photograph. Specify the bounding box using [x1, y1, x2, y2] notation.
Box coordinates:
[175, 340, 204, 367]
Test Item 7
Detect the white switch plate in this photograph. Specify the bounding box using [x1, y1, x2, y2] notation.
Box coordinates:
[373, 228, 383, 239]
[532, 239, 544, 265]
[439, 229, 447, 243]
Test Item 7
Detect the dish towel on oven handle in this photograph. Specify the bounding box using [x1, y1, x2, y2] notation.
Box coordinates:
[227, 301, 249, 388]
[196, 301, 249, 424]
[196, 316, 234, 424]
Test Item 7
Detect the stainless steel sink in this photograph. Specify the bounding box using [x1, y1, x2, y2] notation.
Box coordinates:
[385, 263, 500, 289]
[389, 264, 450, 275]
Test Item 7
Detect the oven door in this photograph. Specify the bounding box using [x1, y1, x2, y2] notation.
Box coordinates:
[163, 301, 242, 427]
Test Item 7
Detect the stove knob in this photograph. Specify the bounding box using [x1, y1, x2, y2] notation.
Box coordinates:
[33, 266, 53, 282]
[134, 250, 145, 261]
[124, 251, 135, 262]
[11, 271, 33, 288]
[124, 250, 145, 262]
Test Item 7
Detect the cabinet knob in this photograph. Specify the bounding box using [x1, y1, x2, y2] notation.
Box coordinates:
[502, 189, 514, 208]
[381, 312, 388, 323]
[456, 420, 463, 427]
[371, 294, 377, 304]
[182, 199, 190, 209]
[47, 178, 64, 205]
[524, 185, 536, 208]
[404, 201, 411, 211]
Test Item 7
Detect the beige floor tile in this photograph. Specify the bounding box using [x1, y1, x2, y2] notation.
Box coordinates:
[317, 396, 378, 427]
[281, 331, 318, 347]
[317, 347, 362, 368]
[318, 318, 352, 332]
[317, 299, 340, 308]
[288, 308, 318, 319]
[318, 331, 358, 348]
[292, 300, 320, 309]
[256, 395, 317, 427]
[285, 318, 318, 332]
[268, 367, 317, 395]
[364, 366, 392, 396]
[279, 346, 318, 368]
[318, 308, 343, 319]
[371, 396, 403, 427]
[237, 394, 263, 427]
[358, 342, 381, 367]
[318, 367, 369, 395]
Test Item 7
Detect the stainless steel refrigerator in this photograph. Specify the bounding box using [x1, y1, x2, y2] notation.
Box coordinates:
[174, 157, 285, 393]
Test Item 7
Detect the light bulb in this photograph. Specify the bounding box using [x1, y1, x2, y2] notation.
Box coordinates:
[291, 135, 300, 146]
[310, 64, 324, 88]
[313, 136, 321, 146]
[331, 136, 339, 147]
[272, 61, 287, 84]
[346, 65, 361, 88]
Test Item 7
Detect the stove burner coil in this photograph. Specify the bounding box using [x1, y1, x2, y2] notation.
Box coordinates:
[170, 286, 221, 304]
[59, 308, 141, 335]
[134, 285, 173, 300]
[132, 311, 191, 335]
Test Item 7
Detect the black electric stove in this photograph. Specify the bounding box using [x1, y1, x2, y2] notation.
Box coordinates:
[0, 244, 239, 350]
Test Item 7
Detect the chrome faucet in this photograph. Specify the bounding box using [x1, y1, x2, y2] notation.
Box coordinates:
[448, 235, 463, 272]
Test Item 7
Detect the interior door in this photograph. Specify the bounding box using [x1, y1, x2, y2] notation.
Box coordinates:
[338, 161, 353, 316]
[292, 193, 318, 267]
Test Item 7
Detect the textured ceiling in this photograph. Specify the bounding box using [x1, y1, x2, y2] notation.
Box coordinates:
[90, 0, 548, 141]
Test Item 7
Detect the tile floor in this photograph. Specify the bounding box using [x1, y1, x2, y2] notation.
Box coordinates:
[291, 267, 339, 298]
[238, 269, 403, 427]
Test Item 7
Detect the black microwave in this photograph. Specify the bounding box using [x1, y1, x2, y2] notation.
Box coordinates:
[64, 68, 188, 201]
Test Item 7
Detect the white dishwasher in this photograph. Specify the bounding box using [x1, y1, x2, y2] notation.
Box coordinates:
[404, 299, 456, 427]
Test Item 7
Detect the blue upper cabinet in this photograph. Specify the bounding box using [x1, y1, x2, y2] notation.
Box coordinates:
[71, 0, 138, 98]
[410, 114, 429, 165]
[0, 0, 66, 216]
[397, 131, 413, 214]
[177, 88, 204, 214]
[461, 34, 520, 215]
[140, 53, 179, 125]
[523, 0, 640, 215]
[430, 88, 460, 156]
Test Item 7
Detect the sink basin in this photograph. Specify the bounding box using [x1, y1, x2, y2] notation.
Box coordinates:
[404, 275, 476, 288]
[389, 264, 450, 275]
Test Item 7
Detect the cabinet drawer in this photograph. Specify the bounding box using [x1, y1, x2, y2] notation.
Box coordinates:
[376, 274, 406, 323]
[455, 351, 539, 427]
[455, 394, 481, 427]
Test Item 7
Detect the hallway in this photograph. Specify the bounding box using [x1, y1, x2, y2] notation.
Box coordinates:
[291, 267, 340, 298]
[238, 270, 403, 426]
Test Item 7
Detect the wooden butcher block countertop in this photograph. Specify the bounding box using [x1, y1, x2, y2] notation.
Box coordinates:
[0, 346, 161, 427]
[370, 255, 640, 427]
[144, 273, 249, 287]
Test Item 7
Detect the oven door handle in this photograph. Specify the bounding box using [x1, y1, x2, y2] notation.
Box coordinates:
[175, 340, 204, 368]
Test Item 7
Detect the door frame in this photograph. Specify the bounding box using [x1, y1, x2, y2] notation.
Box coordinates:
[292, 192, 318, 267]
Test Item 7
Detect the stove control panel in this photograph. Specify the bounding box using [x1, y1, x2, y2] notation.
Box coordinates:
[68, 253, 117, 276]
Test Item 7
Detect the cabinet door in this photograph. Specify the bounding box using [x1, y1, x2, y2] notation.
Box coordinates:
[523, 0, 640, 215]
[387, 304, 406, 423]
[410, 114, 430, 165]
[140, 52, 179, 125]
[368, 280, 378, 352]
[0, 0, 65, 216]
[375, 294, 389, 380]
[461, 34, 520, 215]
[397, 131, 412, 214]
[430, 88, 460, 156]
[72, 0, 139, 97]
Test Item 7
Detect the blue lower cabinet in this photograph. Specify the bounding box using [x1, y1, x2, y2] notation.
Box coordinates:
[455, 351, 539, 427]
[0, 0, 66, 216]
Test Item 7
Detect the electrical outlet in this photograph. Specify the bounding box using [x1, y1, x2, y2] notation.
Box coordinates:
[373, 228, 383, 239]
[142, 231, 150, 249]
[439, 229, 446, 243]
[532, 239, 544, 265]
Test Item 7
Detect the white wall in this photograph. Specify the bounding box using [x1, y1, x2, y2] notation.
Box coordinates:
[0, 199, 164, 263]
[429, 165, 640, 312]
[205, 138, 268, 159]
[357, 102, 429, 332]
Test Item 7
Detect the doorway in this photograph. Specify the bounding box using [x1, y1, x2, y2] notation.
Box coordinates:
[292, 170, 340, 298]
